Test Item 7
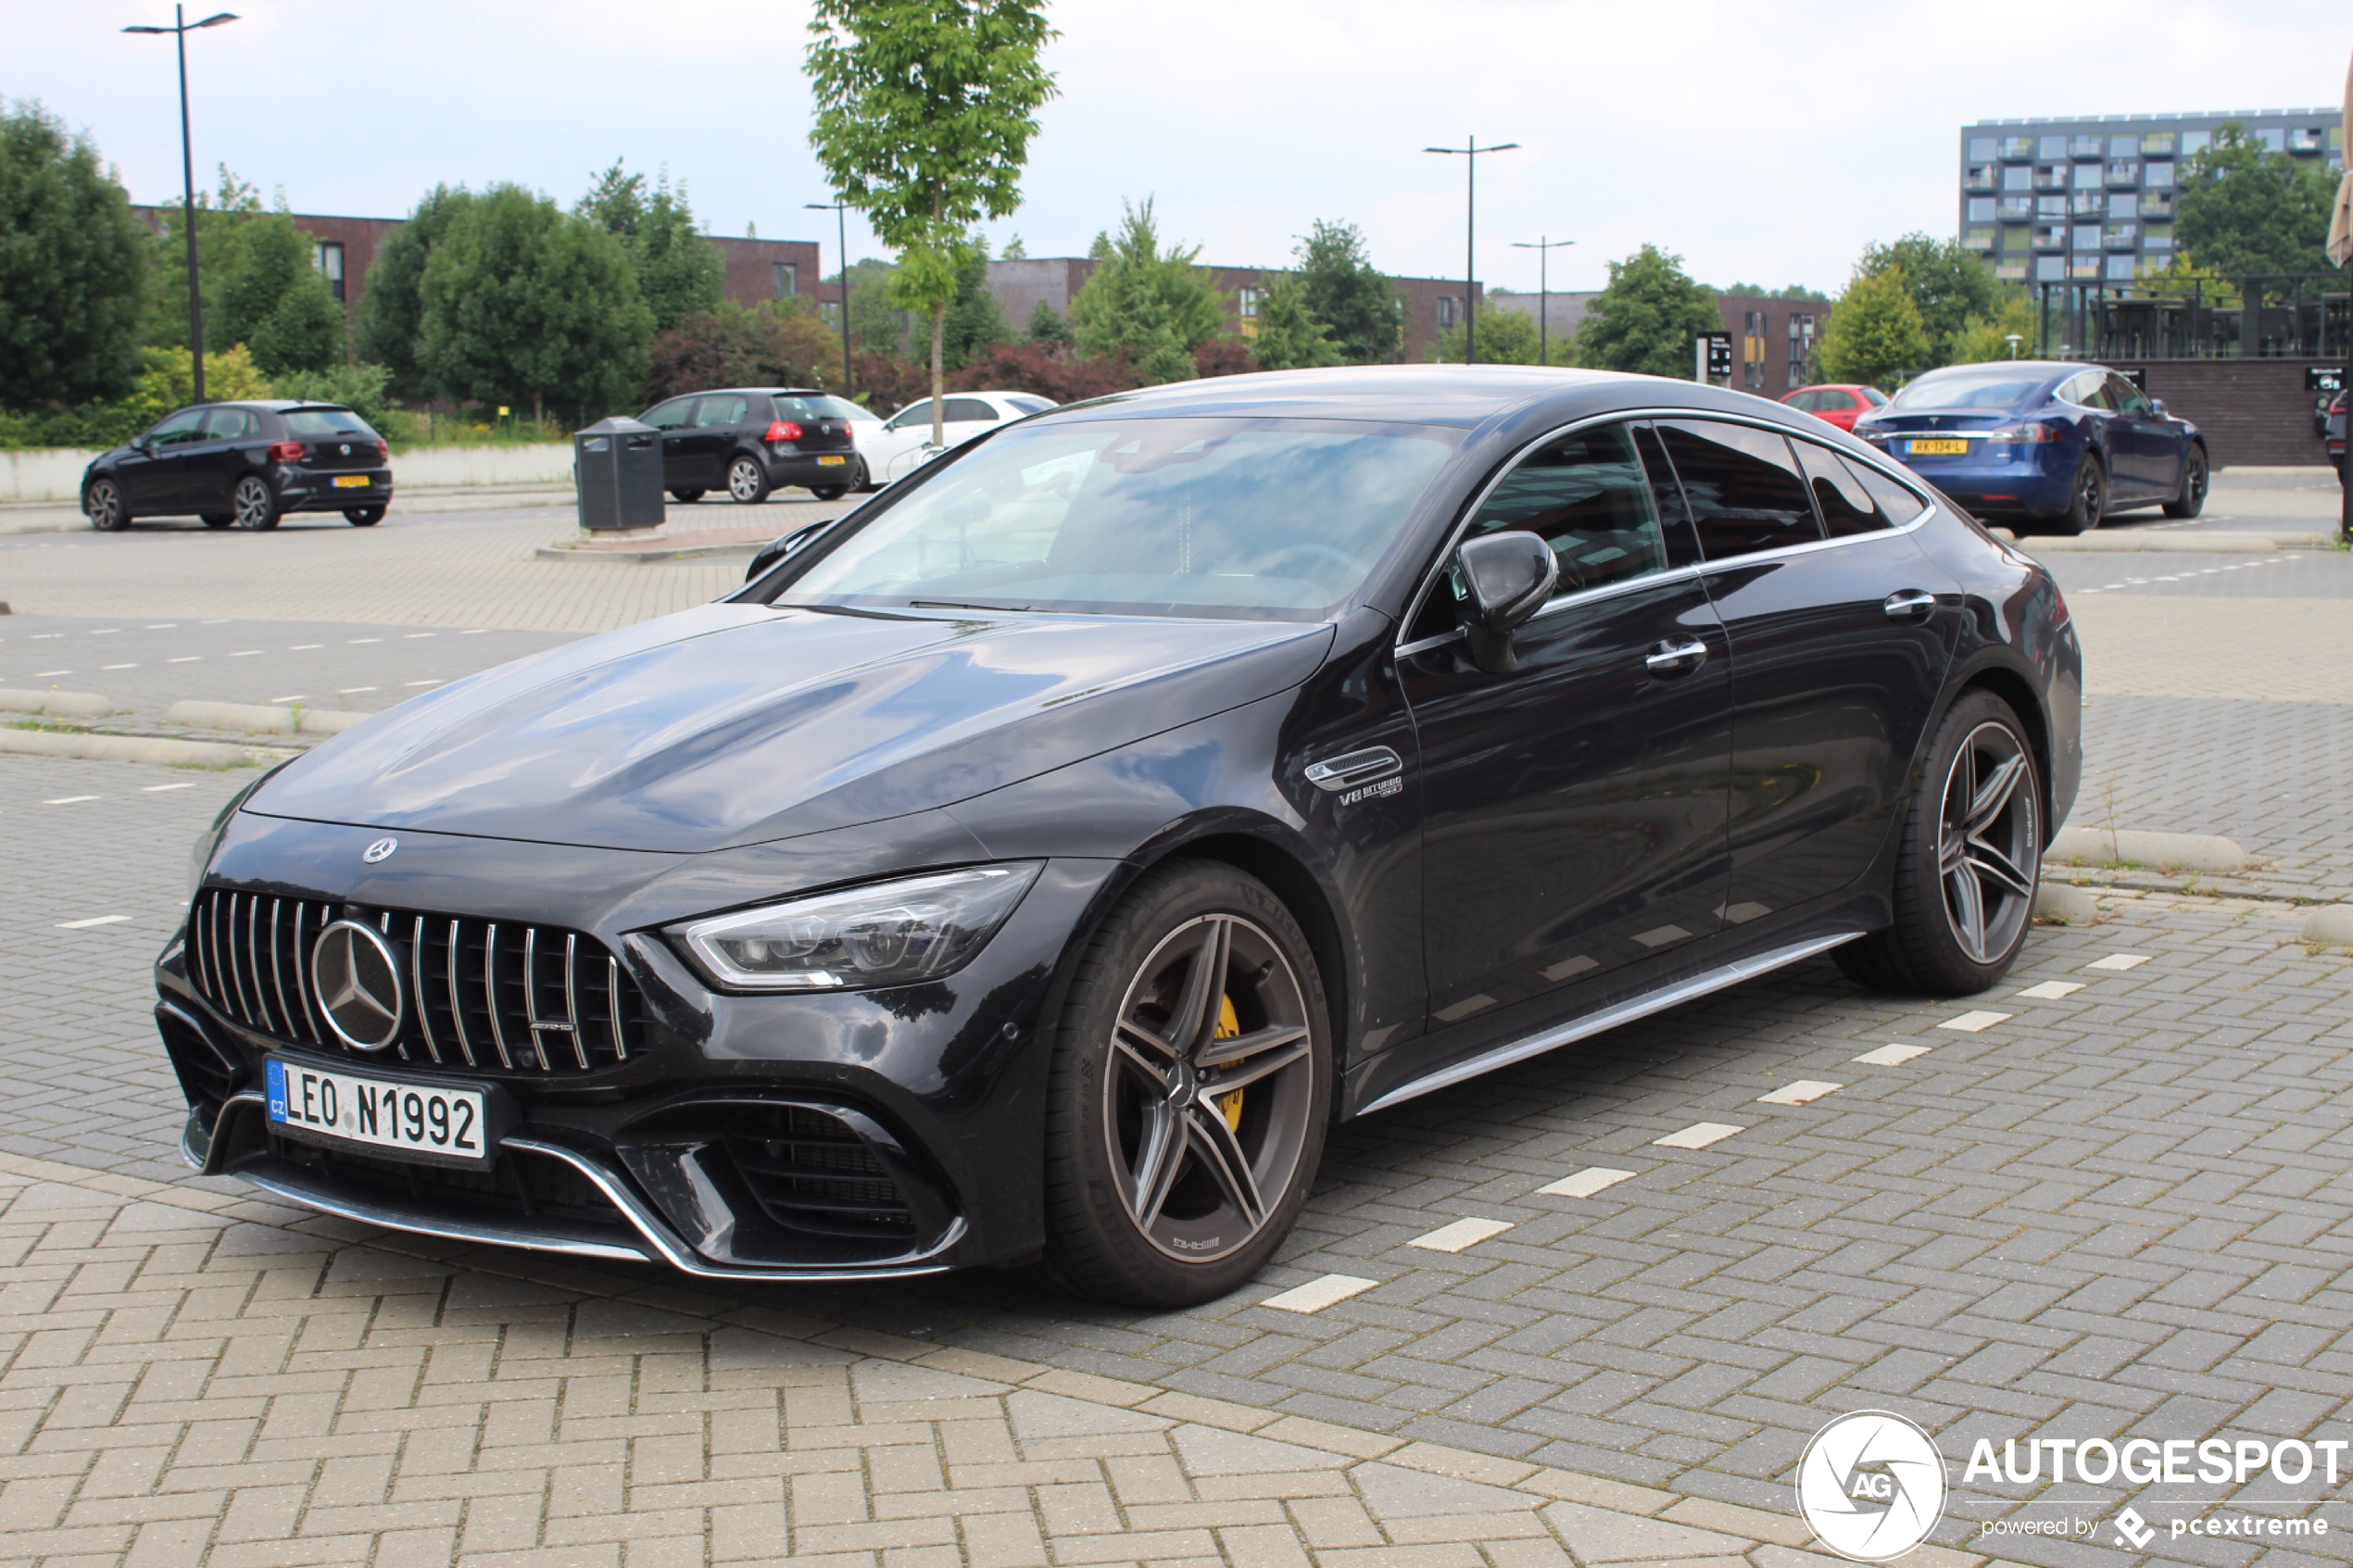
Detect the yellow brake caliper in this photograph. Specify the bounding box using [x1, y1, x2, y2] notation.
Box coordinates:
[1214, 995, 1244, 1132]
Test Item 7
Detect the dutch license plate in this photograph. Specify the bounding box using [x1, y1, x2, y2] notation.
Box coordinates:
[1908, 438, 1969, 456]
[816, 455, 848, 467]
[266, 1058, 491, 1168]
[333, 474, 371, 488]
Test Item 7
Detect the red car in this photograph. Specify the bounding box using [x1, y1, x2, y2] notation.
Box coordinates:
[1782, 383, 1888, 431]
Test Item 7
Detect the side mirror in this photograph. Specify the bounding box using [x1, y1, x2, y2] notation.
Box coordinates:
[1453, 532, 1558, 673]
[130, 433, 151, 451]
[2148, 397, 2169, 417]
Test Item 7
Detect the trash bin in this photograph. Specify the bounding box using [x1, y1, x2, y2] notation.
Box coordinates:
[573, 416, 664, 532]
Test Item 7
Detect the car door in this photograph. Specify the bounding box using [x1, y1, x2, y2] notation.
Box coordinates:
[1397, 420, 1733, 1041]
[117, 407, 210, 512]
[876, 399, 938, 481]
[686, 393, 751, 488]
[2104, 373, 2174, 497]
[2056, 371, 2129, 493]
[188, 406, 262, 513]
[640, 397, 698, 488]
[1654, 419, 1957, 923]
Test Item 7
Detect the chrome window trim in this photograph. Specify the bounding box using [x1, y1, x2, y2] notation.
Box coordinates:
[1395, 408, 1937, 659]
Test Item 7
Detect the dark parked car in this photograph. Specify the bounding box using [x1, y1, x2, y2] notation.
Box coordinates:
[82, 401, 393, 532]
[1855, 361, 2206, 535]
[160, 366, 2082, 1306]
[640, 387, 862, 503]
[2326, 392, 2344, 473]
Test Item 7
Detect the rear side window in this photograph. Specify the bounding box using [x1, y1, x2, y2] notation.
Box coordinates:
[695, 395, 750, 427]
[281, 408, 372, 439]
[1848, 461, 1929, 526]
[1655, 420, 1824, 559]
[1793, 440, 1888, 537]
[944, 397, 998, 422]
[2060, 373, 2111, 409]
[204, 407, 261, 440]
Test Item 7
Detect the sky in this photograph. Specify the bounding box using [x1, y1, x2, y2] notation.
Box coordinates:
[6, 1, 2347, 297]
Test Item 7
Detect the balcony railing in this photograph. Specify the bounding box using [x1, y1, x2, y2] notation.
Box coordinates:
[1963, 167, 1995, 192]
[2032, 270, 2352, 361]
[2104, 224, 2139, 250]
[1998, 136, 2034, 160]
[2288, 129, 2326, 156]
[2032, 169, 2067, 191]
[2069, 135, 2103, 159]
[2105, 161, 2141, 187]
[2142, 192, 2176, 219]
[1997, 199, 2034, 221]
[2142, 133, 2176, 156]
[2032, 226, 2067, 251]
[2071, 193, 2106, 217]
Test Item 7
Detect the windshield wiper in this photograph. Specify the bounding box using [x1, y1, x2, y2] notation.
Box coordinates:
[909, 599, 1034, 613]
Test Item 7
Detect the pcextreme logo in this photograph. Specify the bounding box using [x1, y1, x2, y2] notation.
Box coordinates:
[1795, 1411, 1948, 1562]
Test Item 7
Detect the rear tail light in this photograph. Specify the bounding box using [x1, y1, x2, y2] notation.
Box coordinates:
[374, 438, 389, 459]
[267, 440, 303, 462]
[1982, 423, 2063, 443]
[764, 420, 804, 444]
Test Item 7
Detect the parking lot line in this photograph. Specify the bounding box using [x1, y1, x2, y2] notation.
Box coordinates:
[56, 915, 129, 929]
[1852, 1044, 1929, 1066]
[142, 784, 194, 792]
[2088, 953, 2151, 971]
[1938, 1010, 2011, 1033]
[1654, 1122, 1743, 1149]
[43, 796, 99, 805]
[1757, 1080, 1842, 1106]
[1407, 1217, 1515, 1252]
[1539, 1166, 1638, 1198]
[1259, 1273, 1378, 1313]
[2016, 980, 2085, 999]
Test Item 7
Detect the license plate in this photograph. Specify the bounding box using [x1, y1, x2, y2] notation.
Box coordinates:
[333, 474, 371, 488]
[1908, 438, 1969, 456]
[816, 455, 848, 467]
[266, 1058, 491, 1168]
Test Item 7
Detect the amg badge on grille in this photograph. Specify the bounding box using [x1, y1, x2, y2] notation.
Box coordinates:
[311, 921, 405, 1050]
[362, 836, 397, 864]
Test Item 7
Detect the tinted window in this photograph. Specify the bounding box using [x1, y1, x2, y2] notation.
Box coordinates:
[1003, 395, 1054, 414]
[2059, 373, 2111, 409]
[773, 395, 831, 423]
[282, 408, 373, 438]
[1793, 441, 1887, 537]
[694, 395, 750, 428]
[203, 407, 261, 440]
[1889, 369, 2048, 409]
[809, 396, 874, 421]
[1859, 387, 1889, 406]
[2108, 374, 2152, 415]
[147, 408, 207, 446]
[1848, 461, 1928, 525]
[944, 397, 999, 422]
[1784, 391, 1822, 411]
[642, 398, 695, 431]
[1655, 420, 1823, 559]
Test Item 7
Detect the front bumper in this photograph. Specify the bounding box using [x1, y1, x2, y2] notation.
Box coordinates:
[276, 465, 395, 512]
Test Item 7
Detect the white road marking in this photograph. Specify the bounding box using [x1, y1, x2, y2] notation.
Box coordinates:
[460, 629, 489, 634]
[44, 796, 99, 805]
[1408, 1217, 1515, 1253]
[229, 650, 262, 657]
[1757, 1080, 1842, 1106]
[287, 644, 322, 650]
[1259, 1274, 1378, 1313]
[403, 633, 436, 639]
[1654, 1122, 1743, 1149]
[33, 670, 70, 677]
[1853, 1044, 1929, 1066]
[166, 656, 201, 663]
[339, 686, 377, 695]
[347, 638, 381, 644]
[56, 915, 130, 929]
[405, 679, 441, 687]
[101, 663, 136, 671]
[2088, 953, 2150, 972]
[2016, 980, 2084, 999]
[30, 633, 60, 640]
[89, 628, 118, 635]
[142, 784, 195, 792]
[271, 696, 305, 704]
[199, 619, 230, 624]
[145, 623, 175, 629]
[1938, 1010, 2011, 1033]
[1539, 1167, 1636, 1198]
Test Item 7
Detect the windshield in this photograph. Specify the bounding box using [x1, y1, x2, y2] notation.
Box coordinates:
[767, 416, 1459, 621]
[784, 395, 870, 422]
[283, 408, 376, 438]
[1889, 370, 2051, 410]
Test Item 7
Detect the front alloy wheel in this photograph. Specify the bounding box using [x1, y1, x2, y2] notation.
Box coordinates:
[232, 474, 280, 530]
[1042, 861, 1329, 1305]
[85, 479, 126, 532]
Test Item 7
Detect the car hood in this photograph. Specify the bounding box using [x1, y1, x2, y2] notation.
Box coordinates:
[247, 602, 1336, 852]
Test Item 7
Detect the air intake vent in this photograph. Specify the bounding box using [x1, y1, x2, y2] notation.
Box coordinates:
[724, 1106, 915, 1239]
[185, 888, 645, 1075]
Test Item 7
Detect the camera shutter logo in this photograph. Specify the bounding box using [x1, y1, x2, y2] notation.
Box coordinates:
[310, 921, 405, 1051]
[1795, 1411, 1946, 1562]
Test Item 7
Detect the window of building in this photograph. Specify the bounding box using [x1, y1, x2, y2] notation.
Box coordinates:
[2003, 165, 2032, 192]
[2070, 134, 2103, 159]
[1437, 295, 1459, 330]
[2070, 258, 2102, 280]
[2072, 163, 2101, 190]
[311, 240, 345, 303]
[1999, 198, 2033, 220]
[2143, 191, 2176, 219]
[773, 262, 797, 298]
[1999, 135, 2034, 159]
[2071, 224, 2101, 252]
[2108, 133, 2141, 158]
[2104, 222, 2138, 250]
[1996, 262, 2027, 281]
[1969, 136, 1996, 160]
[1237, 286, 1262, 320]
[2102, 256, 2138, 280]
[2144, 161, 2174, 189]
[1789, 362, 1809, 389]
[2143, 132, 2176, 156]
[1967, 196, 1995, 221]
[2253, 126, 2284, 154]
[2033, 165, 2065, 191]
[2108, 192, 2137, 219]
[2035, 256, 2066, 281]
[2071, 192, 2105, 216]
[2038, 134, 2067, 159]
[2181, 131, 2210, 157]
[2037, 195, 2068, 217]
[2145, 225, 2174, 253]
[1964, 164, 1995, 190]
[2001, 228, 2031, 256]
[1964, 228, 1994, 251]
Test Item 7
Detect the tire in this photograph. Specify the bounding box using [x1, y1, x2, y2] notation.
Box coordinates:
[200, 512, 233, 530]
[854, 459, 881, 494]
[343, 506, 385, 526]
[2161, 446, 2208, 518]
[231, 474, 281, 531]
[670, 488, 705, 503]
[811, 483, 848, 501]
[2045, 455, 2105, 536]
[725, 456, 772, 504]
[85, 479, 129, 532]
[1836, 689, 2043, 997]
[1039, 859, 1331, 1307]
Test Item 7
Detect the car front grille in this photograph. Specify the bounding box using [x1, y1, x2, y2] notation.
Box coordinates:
[186, 888, 644, 1074]
[723, 1106, 916, 1240]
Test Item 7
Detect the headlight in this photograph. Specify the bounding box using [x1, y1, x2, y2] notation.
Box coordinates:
[188, 760, 292, 897]
[673, 863, 1042, 992]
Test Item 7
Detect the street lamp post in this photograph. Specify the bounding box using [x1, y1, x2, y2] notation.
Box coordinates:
[1510, 236, 1575, 365]
[123, 6, 238, 404]
[1424, 136, 1519, 363]
[805, 201, 854, 402]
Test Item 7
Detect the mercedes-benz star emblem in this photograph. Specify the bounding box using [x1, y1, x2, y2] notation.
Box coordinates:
[339, 443, 351, 455]
[311, 920, 405, 1051]
[362, 836, 398, 864]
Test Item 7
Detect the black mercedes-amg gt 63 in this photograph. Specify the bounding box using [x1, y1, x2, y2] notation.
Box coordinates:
[159, 366, 2081, 1306]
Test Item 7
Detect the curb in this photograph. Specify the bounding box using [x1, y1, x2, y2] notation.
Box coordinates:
[2032, 882, 2101, 924]
[2048, 826, 2246, 875]
[0, 688, 114, 719]
[2303, 905, 2353, 945]
[164, 699, 374, 736]
[0, 727, 262, 767]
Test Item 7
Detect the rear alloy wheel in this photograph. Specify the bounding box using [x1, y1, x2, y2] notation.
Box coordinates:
[2162, 447, 2208, 518]
[343, 506, 385, 526]
[2047, 455, 2104, 536]
[85, 479, 129, 532]
[670, 488, 705, 503]
[726, 456, 771, 504]
[232, 474, 281, 531]
[1836, 690, 2042, 996]
[1041, 860, 1330, 1306]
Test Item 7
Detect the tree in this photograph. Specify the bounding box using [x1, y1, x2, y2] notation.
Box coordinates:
[139, 165, 261, 353]
[576, 160, 725, 333]
[1249, 270, 1340, 371]
[1068, 198, 1227, 383]
[1945, 295, 2039, 366]
[214, 210, 344, 375]
[941, 238, 1013, 370]
[1437, 301, 1567, 365]
[1718, 282, 1831, 304]
[805, 0, 1057, 445]
[418, 183, 652, 422]
[0, 100, 149, 407]
[1026, 297, 1074, 349]
[131, 341, 271, 416]
[1853, 233, 2007, 363]
[646, 301, 843, 401]
[950, 338, 1143, 403]
[839, 257, 909, 357]
[270, 361, 395, 428]
[2177, 122, 2337, 278]
[1294, 219, 1404, 365]
[1813, 268, 1932, 388]
[1572, 244, 1722, 378]
[358, 185, 473, 400]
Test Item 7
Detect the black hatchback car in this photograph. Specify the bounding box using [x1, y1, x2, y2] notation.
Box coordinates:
[639, 387, 862, 503]
[160, 366, 2081, 1306]
[82, 401, 394, 531]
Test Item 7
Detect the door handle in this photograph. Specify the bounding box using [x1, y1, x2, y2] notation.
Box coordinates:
[1643, 638, 1708, 677]
[1883, 589, 1937, 620]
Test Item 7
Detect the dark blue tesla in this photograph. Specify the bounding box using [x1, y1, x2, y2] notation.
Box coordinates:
[1854, 361, 2207, 534]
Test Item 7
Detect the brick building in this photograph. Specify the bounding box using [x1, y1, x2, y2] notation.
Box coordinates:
[1486, 290, 1833, 390]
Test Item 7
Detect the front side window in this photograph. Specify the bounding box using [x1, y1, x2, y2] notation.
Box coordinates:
[642, 398, 695, 431]
[1654, 420, 1822, 560]
[2108, 375, 2152, 415]
[1454, 422, 1674, 604]
[886, 399, 936, 432]
[146, 408, 208, 446]
[770, 417, 1459, 621]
